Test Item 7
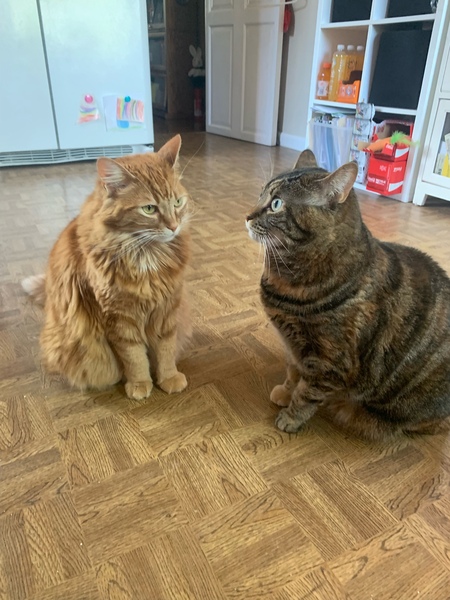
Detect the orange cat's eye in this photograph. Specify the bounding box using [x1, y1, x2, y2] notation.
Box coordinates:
[174, 196, 185, 208]
[142, 205, 157, 215]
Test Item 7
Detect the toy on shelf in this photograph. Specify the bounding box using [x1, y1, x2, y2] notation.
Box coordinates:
[364, 131, 415, 153]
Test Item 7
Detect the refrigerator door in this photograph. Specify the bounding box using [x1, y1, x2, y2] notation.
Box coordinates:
[39, 0, 154, 149]
[0, 0, 57, 153]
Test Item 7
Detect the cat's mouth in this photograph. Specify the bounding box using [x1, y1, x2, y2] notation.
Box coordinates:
[160, 225, 181, 242]
[246, 220, 264, 243]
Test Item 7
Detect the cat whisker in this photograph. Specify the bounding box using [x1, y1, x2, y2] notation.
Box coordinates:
[271, 233, 289, 252]
[266, 236, 281, 277]
[111, 232, 157, 263]
[259, 161, 268, 184]
[180, 140, 205, 179]
[268, 152, 274, 179]
[268, 234, 293, 274]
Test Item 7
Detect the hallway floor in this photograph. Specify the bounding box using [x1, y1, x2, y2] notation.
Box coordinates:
[1, 132, 450, 599]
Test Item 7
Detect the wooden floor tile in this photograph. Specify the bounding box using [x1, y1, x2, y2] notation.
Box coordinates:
[44, 386, 142, 432]
[160, 432, 267, 521]
[0, 494, 90, 600]
[73, 460, 187, 564]
[406, 494, 450, 571]
[96, 527, 227, 600]
[232, 419, 337, 484]
[0, 439, 68, 516]
[329, 523, 450, 600]
[57, 412, 155, 488]
[214, 371, 279, 427]
[0, 393, 53, 456]
[131, 384, 229, 457]
[268, 567, 351, 600]
[274, 460, 397, 560]
[27, 573, 100, 600]
[349, 441, 450, 519]
[192, 490, 322, 599]
[177, 341, 249, 389]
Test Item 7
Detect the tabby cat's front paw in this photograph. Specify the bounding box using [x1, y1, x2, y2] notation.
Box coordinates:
[270, 384, 292, 407]
[125, 380, 153, 400]
[275, 408, 303, 433]
[159, 372, 187, 394]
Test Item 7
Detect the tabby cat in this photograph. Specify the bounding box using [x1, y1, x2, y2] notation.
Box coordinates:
[246, 149, 450, 438]
[22, 135, 191, 400]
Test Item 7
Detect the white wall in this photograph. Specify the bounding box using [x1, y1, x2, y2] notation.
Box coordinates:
[278, 0, 319, 151]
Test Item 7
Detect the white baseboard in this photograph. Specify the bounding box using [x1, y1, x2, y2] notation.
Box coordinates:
[278, 133, 307, 151]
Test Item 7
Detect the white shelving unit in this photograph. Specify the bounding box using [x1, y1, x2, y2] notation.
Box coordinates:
[413, 6, 450, 205]
[307, 0, 450, 202]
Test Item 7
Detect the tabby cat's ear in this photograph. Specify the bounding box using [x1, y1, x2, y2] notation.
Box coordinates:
[294, 149, 318, 170]
[158, 134, 182, 168]
[321, 162, 358, 205]
[97, 158, 132, 194]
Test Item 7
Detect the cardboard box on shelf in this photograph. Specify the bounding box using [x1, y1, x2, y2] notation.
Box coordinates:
[336, 80, 360, 104]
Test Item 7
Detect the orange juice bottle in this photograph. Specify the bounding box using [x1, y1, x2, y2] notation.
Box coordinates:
[356, 45, 365, 72]
[328, 44, 346, 101]
[315, 62, 332, 100]
[344, 45, 357, 81]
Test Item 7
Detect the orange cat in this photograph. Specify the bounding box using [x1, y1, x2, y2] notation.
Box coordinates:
[22, 135, 192, 400]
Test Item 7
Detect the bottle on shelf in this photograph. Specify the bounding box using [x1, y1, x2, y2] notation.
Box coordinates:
[315, 62, 332, 100]
[356, 45, 365, 72]
[328, 44, 346, 102]
[344, 45, 357, 82]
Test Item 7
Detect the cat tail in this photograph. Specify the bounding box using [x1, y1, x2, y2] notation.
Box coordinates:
[21, 274, 46, 306]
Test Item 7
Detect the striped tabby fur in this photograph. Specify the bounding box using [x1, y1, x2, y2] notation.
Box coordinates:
[246, 149, 450, 439]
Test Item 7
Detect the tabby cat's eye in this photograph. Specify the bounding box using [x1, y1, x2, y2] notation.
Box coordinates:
[142, 205, 157, 215]
[174, 196, 185, 208]
[270, 197, 284, 212]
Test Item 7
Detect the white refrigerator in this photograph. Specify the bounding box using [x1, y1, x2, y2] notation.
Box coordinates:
[0, 0, 154, 166]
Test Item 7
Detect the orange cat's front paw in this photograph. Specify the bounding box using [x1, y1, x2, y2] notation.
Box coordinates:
[125, 380, 153, 400]
[159, 372, 187, 394]
[270, 384, 291, 407]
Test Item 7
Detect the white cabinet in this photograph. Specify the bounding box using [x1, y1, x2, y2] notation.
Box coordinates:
[39, 0, 152, 150]
[0, 0, 153, 166]
[414, 17, 450, 205]
[0, 0, 57, 153]
[307, 0, 450, 203]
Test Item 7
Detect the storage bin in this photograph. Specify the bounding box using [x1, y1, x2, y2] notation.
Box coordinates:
[369, 29, 432, 109]
[331, 0, 372, 22]
[309, 121, 353, 172]
[387, 0, 435, 17]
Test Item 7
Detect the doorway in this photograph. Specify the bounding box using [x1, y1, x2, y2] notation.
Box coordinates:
[146, 0, 205, 134]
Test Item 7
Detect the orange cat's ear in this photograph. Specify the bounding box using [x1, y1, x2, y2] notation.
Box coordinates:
[320, 162, 358, 204]
[158, 134, 182, 168]
[97, 158, 131, 194]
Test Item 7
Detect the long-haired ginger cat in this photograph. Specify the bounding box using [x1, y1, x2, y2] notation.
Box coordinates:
[246, 149, 450, 439]
[23, 135, 191, 400]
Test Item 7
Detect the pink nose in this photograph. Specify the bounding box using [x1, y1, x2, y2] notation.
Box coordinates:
[166, 223, 178, 232]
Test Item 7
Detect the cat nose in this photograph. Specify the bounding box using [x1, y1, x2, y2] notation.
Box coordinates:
[166, 222, 178, 232]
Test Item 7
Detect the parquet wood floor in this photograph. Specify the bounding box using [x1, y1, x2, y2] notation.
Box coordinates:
[1, 132, 450, 600]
